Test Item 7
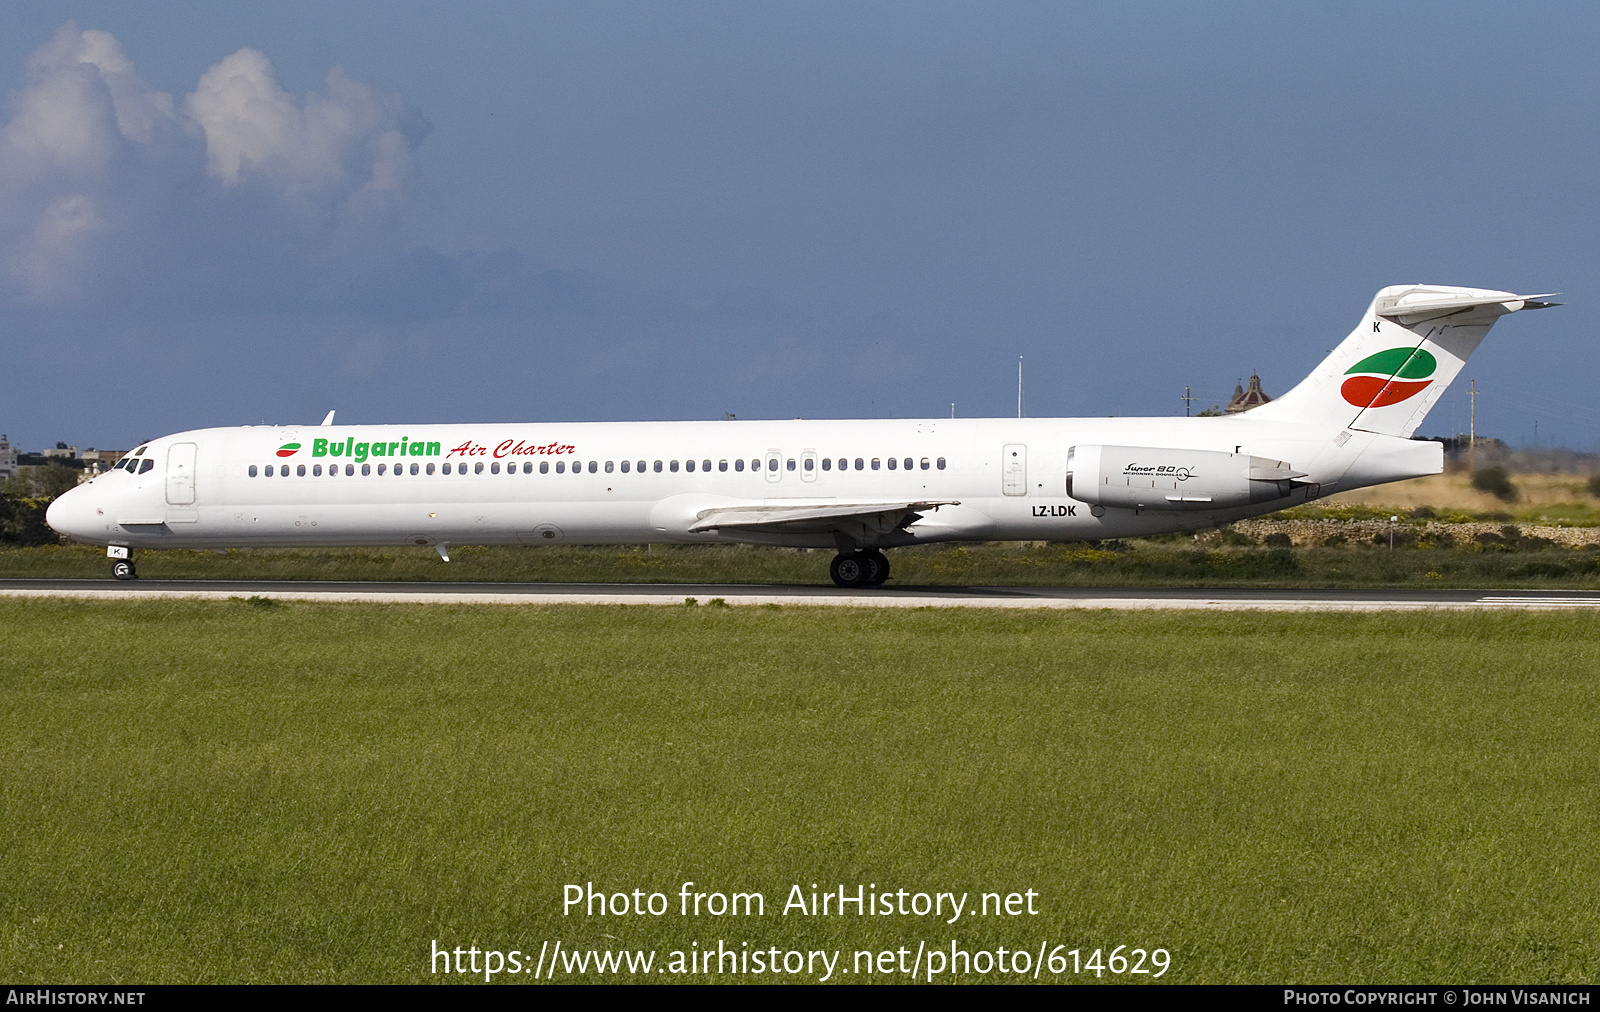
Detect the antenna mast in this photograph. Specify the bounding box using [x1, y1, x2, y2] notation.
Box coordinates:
[1017, 357, 1023, 419]
[1469, 379, 1476, 469]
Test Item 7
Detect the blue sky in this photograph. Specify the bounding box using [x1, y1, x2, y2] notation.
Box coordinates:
[2, 2, 1597, 450]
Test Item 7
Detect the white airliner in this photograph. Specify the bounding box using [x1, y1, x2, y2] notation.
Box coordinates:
[47, 285, 1555, 586]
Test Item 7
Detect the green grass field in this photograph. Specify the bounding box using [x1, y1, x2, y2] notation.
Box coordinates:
[2, 599, 1596, 984]
[7, 539, 1600, 588]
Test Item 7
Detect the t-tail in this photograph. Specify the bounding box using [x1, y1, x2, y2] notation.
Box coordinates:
[1250, 285, 1559, 437]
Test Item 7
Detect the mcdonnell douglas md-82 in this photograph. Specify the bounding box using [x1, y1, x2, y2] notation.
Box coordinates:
[48, 284, 1556, 585]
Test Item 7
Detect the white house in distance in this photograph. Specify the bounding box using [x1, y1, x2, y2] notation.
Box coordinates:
[0, 435, 17, 481]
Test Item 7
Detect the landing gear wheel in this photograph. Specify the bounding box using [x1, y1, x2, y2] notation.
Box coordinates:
[863, 549, 890, 587]
[829, 552, 870, 588]
[112, 560, 137, 581]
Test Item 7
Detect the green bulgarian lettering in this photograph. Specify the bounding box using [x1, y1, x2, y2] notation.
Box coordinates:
[426, 442, 440, 456]
[354, 441, 369, 463]
[312, 438, 328, 457]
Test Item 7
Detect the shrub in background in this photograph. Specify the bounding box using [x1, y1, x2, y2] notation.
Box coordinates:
[1471, 466, 1518, 501]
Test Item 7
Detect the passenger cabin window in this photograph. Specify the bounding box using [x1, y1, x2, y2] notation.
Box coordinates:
[685, 460, 694, 472]
[637, 460, 646, 472]
[670, 460, 679, 472]
[904, 458, 913, 470]
[735, 459, 744, 472]
[363, 464, 371, 475]
[249, 465, 258, 477]
[719, 460, 728, 472]
[541, 461, 549, 473]
[620, 460, 630, 473]
[491, 461, 500, 474]
[937, 457, 946, 470]
[297, 464, 306, 476]
[855, 458, 864, 470]
[804, 458, 814, 471]
[822, 459, 831, 471]
[589, 461, 598, 473]
[887, 458, 896, 470]
[605, 461, 614, 473]
[871, 458, 880, 470]
[475, 462, 484, 474]
[654, 460, 663, 473]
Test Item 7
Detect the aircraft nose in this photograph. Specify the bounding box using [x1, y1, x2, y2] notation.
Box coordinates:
[46, 483, 102, 540]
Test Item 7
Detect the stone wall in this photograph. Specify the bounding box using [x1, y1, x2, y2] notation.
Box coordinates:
[1212, 518, 1600, 548]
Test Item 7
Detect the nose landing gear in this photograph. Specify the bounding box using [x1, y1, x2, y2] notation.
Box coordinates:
[829, 549, 889, 588]
[111, 559, 137, 581]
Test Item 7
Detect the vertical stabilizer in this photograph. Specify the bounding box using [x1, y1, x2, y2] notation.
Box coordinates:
[1250, 285, 1556, 437]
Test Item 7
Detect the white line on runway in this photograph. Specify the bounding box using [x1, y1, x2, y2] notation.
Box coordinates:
[5, 587, 1598, 610]
[1474, 597, 1600, 608]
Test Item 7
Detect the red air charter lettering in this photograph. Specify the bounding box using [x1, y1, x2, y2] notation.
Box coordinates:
[493, 440, 576, 459]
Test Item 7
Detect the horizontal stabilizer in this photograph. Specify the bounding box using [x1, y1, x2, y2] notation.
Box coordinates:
[690, 500, 957, 534]
[1376, 291, 1559, 324]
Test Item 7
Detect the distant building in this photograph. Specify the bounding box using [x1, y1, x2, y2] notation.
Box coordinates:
[0, 435, 16, 481]
[43, 444, 78, 460]
[1226, 374, 1272, 414]
[79, 449, 127, 472]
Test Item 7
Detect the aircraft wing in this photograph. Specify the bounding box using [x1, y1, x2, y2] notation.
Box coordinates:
[688, 500, 958, 537]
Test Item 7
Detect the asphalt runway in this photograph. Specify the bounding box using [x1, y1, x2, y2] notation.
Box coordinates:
[3, 579, 1600, 610]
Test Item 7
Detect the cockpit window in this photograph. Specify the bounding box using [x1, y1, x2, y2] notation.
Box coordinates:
[135, 446, 148, 456]
[138, 459, 154, 474]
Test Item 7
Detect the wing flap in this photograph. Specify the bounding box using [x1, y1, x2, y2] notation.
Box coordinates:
[689, 500, 958, 534]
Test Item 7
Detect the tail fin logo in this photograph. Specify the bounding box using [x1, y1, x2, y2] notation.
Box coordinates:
[1340, 347, 1437, 408]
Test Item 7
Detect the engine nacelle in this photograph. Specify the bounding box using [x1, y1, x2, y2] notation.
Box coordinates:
[1065, 444, 1304, 511]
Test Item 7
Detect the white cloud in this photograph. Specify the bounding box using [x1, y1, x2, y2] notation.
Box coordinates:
[185, 47, 421, 207]
[0, 24, 427, 305]
[6, 194, 102, 301]
[3, 24, 174, 171]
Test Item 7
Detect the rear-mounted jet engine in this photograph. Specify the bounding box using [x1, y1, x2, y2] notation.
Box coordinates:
[1065, 444, 1306, 511]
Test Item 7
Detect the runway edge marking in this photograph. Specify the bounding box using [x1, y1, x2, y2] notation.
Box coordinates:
[3, 588, 1588, 610]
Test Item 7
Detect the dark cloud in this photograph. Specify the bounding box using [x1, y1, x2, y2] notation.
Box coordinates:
[335, 248, 591, 323]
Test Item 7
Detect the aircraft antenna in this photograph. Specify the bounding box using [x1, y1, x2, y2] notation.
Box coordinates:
[1017, 357, 1023, 419]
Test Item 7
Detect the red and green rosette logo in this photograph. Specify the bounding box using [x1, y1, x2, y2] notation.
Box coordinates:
[1341, 347, 1437, 408]
[276, 442, 301, 457]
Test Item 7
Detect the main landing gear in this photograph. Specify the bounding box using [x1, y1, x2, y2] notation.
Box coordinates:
[829, 549, 889, 588]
